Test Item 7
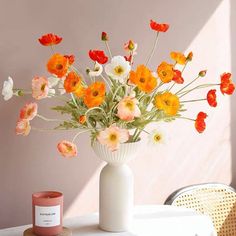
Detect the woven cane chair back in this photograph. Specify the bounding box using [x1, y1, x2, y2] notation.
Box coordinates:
[165, 183, 236, 236]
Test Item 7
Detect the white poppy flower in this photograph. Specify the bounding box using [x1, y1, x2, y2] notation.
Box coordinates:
[105, 56, 131, 83]
[89, 62, 103, 77]
[148, 129, 166, 146]
[47, 76, 65, 95]
[58, 78, 66, 95]
[48, 77, 60, 87]
[47, 77, 59, 97]
[2, 76, 14, 101]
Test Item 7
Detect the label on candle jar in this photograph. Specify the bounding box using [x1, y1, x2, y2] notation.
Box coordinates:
[35, 205, 60, 227]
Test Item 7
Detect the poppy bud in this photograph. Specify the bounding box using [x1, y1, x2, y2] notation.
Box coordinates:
[186, 51, 193, 61]
[101, 32, 108, 41]
[199, 70, 207, 77]
[128, 40, 135, 51]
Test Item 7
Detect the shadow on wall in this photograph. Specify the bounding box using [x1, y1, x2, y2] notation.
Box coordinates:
[230, 0, 236, 187]
[0, 0, 223, 228]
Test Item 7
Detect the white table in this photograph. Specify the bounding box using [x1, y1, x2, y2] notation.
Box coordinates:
[0, 205, 217, 236]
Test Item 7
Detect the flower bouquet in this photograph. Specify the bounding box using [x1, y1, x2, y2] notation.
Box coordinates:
[2, 19, 235, 232]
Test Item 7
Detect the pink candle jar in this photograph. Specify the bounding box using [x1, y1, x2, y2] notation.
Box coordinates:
[32, 191, 63, 236]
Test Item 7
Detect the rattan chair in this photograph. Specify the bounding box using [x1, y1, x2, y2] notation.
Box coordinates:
[165, 183, 236, 236]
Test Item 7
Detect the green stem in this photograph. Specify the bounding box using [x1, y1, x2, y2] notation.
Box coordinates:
[105, 41, 112, 59]
[72, 129, 92, 142]
[85, 107, 107, 128]
[32, 127, 59, 132]
[100, 74, 112, 91]
[178, 83, 219, 98]
[50, 45, 55, 54]
[181, 98, 206, 103]
[36, 114, 65, 122]
[181, 61, 189, 73]
[146, 32, 159, 66]
[70, 93, 79, 108]
[147, 81, 164, 105]
[168, 82, 176, 92]
[176, 75, 200, 95]
[112, 84, 126, 101]
[177, 116, 195, 122]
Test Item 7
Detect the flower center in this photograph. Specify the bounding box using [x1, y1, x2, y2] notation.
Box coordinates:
[154, 134, 161, 142]
[65, 144, 73, 152]
[73, 81, 78, 87]
[41, 83, 46, 91]
[164, 99, 171, 106]
[94, 66, 100, 72]
[125, 101, 134, 110]
[109, 133, 118, 142]
[93, 90, 99, 97]
[139, 77, 146, 83]
[162, 71, 167, 76]
[27, 108, 33, 116]
[56, 64, 63, 70]
[114, 66, 124, 75]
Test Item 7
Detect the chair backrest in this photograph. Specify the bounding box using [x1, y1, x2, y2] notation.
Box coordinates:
[165, 183, 236, 236]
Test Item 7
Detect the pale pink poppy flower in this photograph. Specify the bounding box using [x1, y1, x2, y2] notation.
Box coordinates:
[32, 76, 49, 99]
[57, 140, 78, 157]
[15, 119, 31, 136]
[117, 96, 141, 121]
[19, 102, 38, 120]
[97, 125, 129, 151]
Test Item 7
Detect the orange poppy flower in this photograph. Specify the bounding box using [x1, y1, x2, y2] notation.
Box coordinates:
[64, 54, 75, 65]
[170, 52, 186, 65]
[47, 53, 69, 78]
[207, 89, 217, 107]
[150, 20, 169, 32]
[129, 65, 157, 93]
[172, 69, 184, 84]
[38, 33, 62, 46]
[64, 71, 82, 93]
[157, 62, 174, 83]
[220, 73, 235, 95]
[74, 86, 85, 98]
[154, 92, 180, 116]
[195, 112, 207, 133]
[84, 81, 106, 108]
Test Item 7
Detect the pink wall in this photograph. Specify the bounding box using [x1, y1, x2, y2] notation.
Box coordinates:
[0, 0, 235, 229]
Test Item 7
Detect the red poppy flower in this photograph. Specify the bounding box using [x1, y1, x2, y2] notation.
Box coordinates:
[207, 89, 217, 107]
[89, 50, 108, 64]
[195, 112, 207, 133]
[150, 20, 169, 32]
[220, 73, 235, 95]
[172, 69, 184, 84]
[64, 54, 75, 65]
[38, 33, 62, 46]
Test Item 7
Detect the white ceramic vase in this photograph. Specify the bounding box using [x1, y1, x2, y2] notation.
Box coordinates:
[92, 141, 139, 232]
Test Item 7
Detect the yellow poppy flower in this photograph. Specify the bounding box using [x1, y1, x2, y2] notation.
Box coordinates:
[157, 62, 174, 83]
[154, 92, 180, 116]
[170, 52, 186, 65]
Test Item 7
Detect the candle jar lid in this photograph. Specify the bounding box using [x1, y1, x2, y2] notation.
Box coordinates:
[32, 191, 63, 205]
